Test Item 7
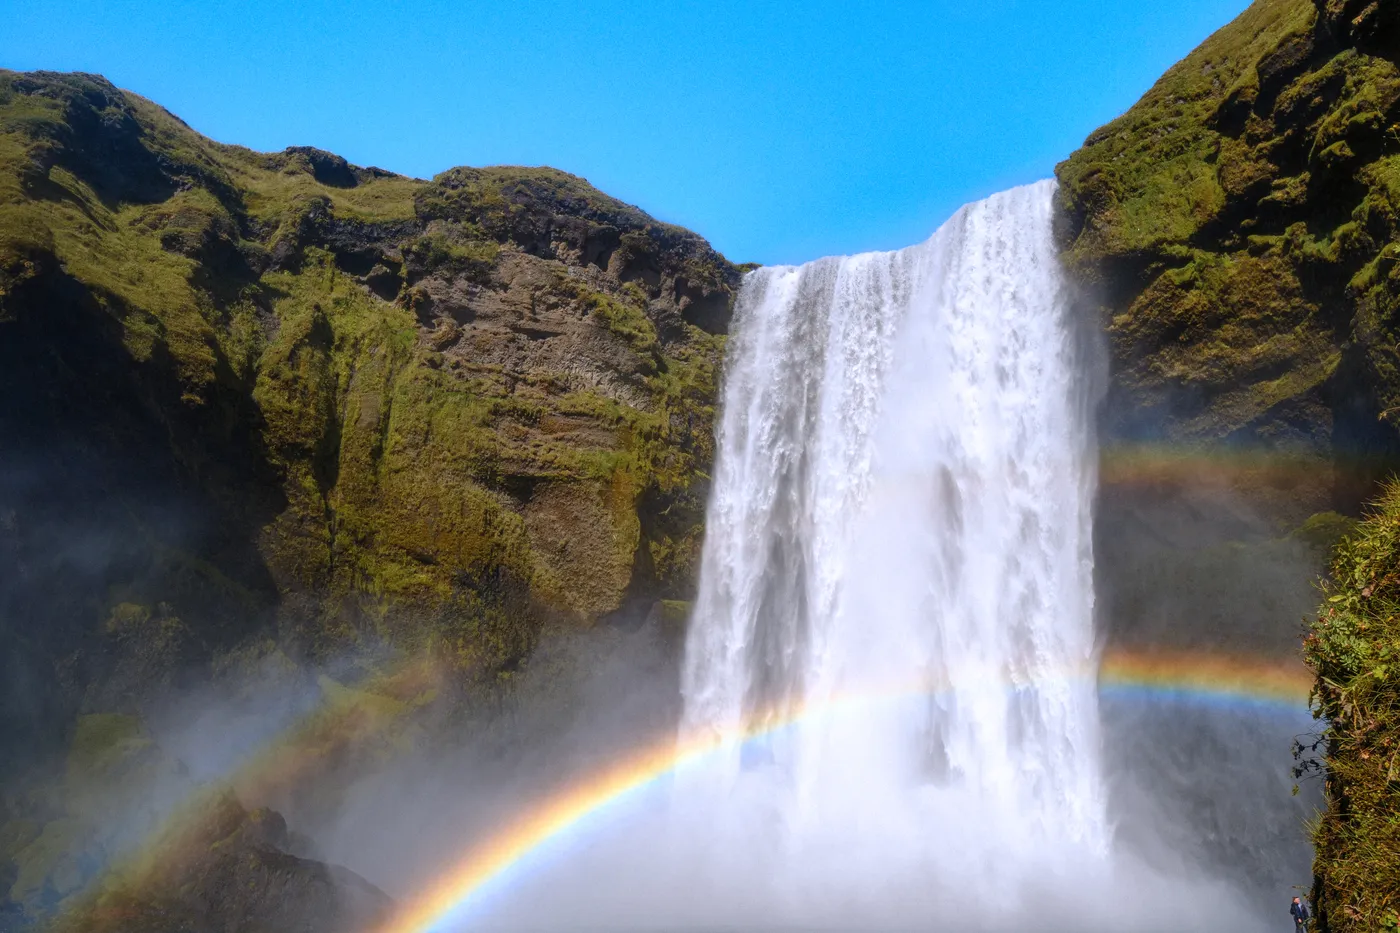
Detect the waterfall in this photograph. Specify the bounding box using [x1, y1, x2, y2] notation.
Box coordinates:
[680, 180, 1106, 905]
[454, 181, 1277, 933]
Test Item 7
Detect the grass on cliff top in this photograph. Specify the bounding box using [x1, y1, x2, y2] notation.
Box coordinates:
[0, 71, 420, 405]
[1057, 0, 1318, 259]
[118, 86, 422, 224]
[428, 165, 671, 231]
[0, 161, 223, 397]
[220, 145, 421, 225]
[1307, 480, 1400, 931]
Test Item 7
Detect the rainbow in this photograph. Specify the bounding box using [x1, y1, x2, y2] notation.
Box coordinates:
[379, 647, 1314, 933]
[1100, 647, 1312, 711]
[1098, 443, 1339, 489]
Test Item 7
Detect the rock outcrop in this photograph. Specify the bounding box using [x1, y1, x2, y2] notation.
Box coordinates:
[0, 711, 390, 933]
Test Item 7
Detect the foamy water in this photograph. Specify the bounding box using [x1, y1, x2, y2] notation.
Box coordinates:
[678, 179, 1105, 912]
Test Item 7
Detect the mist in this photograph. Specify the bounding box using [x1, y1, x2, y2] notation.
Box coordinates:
[0, 527, 1322, 933]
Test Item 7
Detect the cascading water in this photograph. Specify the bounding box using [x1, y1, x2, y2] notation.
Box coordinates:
[679, 180, 1107, 912]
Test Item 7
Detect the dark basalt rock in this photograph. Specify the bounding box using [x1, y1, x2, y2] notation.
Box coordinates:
[283, 146, 359, 189]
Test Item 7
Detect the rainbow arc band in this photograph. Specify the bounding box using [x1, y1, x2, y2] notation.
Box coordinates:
[379, 648, 1312, 933]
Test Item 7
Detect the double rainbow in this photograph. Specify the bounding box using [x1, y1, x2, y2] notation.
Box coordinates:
[379, 648, 1313, 933]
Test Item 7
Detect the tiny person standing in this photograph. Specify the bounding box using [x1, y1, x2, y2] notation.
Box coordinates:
[1290, 896, 1311, 932]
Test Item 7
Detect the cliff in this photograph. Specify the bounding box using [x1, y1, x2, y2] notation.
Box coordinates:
[1058, 0, 1400, 498]
[0, 69, 738, 929]
[1057, 0, 1400, 926]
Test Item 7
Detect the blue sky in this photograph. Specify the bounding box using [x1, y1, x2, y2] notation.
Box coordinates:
[5, 0, 1250, 265]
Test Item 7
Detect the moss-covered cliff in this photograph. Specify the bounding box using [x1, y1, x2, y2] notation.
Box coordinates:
[1055, 0, 1400, 679]
[1058, 0, 1400, 505]
[0, 67, 738, 704]
[0, 68, 738, 929]
[1058, 0, 1400, 926]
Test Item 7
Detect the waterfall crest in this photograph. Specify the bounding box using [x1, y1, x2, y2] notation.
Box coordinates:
[680, 180, 1106, 893]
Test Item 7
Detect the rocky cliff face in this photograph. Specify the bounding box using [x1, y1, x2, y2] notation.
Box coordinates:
[1058, 0, 1400, 501]
[1057, 1, 1400, 927]
[1054, 0, 1400, 672]
[0, 69, 739, 930]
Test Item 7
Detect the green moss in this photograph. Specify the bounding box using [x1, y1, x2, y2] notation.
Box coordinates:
[403, 229, 498, 281]
[8, 817, 91, 911]
[415, 164, 687, 239]
[1291, 510, 1359, 552]
[1059, 0, 1318, 253]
